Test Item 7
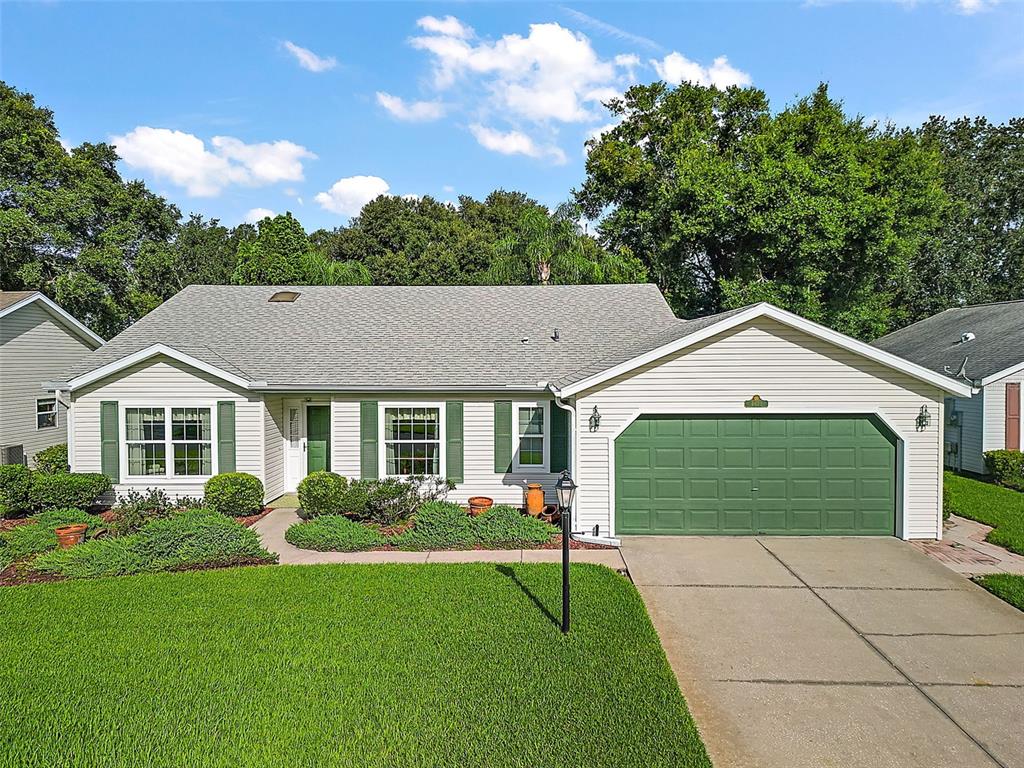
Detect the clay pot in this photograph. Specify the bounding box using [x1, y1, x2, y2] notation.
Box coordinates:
[54, 523, 88, 549]
[524, 483, 545, 517]
[467, 496, 494, 517]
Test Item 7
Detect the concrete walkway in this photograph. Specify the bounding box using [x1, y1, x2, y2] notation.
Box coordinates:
[913, 515, 1024, 577]
[251, 508, 627, 568]
[621, 536, 1024, 768]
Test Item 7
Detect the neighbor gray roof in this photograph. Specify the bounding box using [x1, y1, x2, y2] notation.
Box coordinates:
[874, 300, 1024, 383]
[0, 291, 39, 311]
[66, 284, 718, 390]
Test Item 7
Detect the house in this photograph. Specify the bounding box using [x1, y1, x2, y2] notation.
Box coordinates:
[874, 300, 1024, 475]
[50, 284, 971, 540]
[0, 291, 104, 466]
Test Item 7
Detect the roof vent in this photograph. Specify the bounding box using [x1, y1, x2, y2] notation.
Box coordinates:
[269, 290, 300, 303]
[959, 332, 976, 344]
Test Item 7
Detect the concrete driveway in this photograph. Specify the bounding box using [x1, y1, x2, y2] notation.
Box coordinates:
[620, 537, 1024, 768]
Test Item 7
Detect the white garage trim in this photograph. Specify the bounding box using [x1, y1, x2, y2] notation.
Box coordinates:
[603, 406, 912, 540]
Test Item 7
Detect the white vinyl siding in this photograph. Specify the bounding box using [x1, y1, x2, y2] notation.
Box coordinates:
[262, 394, 286, 502]
[0, 302, 99, 465]
[983, 369, 1024, 458]
[944, 391, 986, 474]
[70, 355, 262, 499]
[574, 317, 947, 540]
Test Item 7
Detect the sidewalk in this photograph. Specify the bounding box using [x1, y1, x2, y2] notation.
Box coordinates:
[251, 508, 627, 569]
[911, 514, 1024, 576]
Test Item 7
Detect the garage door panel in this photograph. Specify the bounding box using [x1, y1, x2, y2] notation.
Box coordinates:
[615, 414, 896, 536]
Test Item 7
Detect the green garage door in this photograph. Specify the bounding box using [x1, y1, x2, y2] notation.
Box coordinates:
[615, 415, 897, 535]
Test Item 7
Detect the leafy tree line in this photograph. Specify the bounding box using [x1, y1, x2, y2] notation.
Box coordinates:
[2, 80, 1021, 341]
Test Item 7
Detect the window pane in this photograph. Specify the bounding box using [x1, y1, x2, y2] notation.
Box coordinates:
[519, 407, 544, 436]
[384, 407, 441, 476]
[172, 407, 211, 441]
[520, 436, 544, 466]
[128, 443, 165, 476]
[173, 442, 211, 476]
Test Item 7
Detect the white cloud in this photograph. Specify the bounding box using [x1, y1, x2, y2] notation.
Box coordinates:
[560, 7, 663, 52]
[469, 124, 567, 164]
[955, 0, 997, 13]
[282, 40, 337, 72]
[651, 52, 752, 88]
[314, 175, 390, 216]
[111, 127, 316, 197]
[244, 208, 276, 223]
[442, 184, 455, 193]
[375, 92, 446, 122]
[416, 15, 474, 38]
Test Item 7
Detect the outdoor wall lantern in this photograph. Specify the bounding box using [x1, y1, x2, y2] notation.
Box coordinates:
[916, 405, 932, 431]
[555, 470, 578, 634]
[589, 406, 601, 432]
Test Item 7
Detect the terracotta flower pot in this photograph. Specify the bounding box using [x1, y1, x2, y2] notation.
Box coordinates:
[467, 496, 494, 517]
[54, 523, 88, 549]
[524, 483, 545, 517]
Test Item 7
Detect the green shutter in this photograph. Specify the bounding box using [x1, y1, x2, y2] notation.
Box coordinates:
[446, 401, 464, 483]
[494, 400, 513, 473]
[360, 401, 378, 480]
[100, 401, 119, 481]
[550, 401, 570, 473]
[217, 401, 236, 473]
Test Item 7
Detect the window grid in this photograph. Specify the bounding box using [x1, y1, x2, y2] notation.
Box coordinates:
[36, 398, 57, 430]
[126, 407, 166, 476]
[517, 406, 545, 467]
[171, 407, 212, 476]
[384, 407, 441, 476]
[124, 406, 214, 478]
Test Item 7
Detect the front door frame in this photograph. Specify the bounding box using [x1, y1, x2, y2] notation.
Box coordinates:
[283, 398, 332, 491]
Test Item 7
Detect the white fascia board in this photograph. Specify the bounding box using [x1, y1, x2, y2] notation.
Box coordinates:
[980, 360, 1024, 387]
[0, 293, 105, 348]
[66, 344, 258, 391]
[555, 303, 974, 398]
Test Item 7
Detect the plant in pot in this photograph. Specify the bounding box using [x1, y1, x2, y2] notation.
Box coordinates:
[54, 523, 88, 549]
[467, 496, 493, 517]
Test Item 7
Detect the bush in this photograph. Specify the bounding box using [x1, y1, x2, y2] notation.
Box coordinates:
[33, 444, 69, 474]
[29, 472, 111, 511]
[0, 464, 32, 518]
[297, 471, 347, 519]
[338, 479, 371, 518]
[475, 505, 557, 546]
[109, 488, 203, 537]
[0, 508, 99, 569]
[285, 516, 386, 552]
[984, 450, 1024, 491]
[31, 509, 276, 579]
[203, 472, 263, 517]
[393, 501, 476, 550]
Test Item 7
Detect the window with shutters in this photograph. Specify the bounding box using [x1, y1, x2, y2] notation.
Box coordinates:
[381, 404, 444, 477]
[513, 402, 548, 471]
[124, 405, 215, 479]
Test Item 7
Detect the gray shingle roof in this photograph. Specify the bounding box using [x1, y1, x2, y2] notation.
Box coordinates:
[68, 284, 697, 390]
[0, 291, 39, 311]
[874, 300, 1024, 382]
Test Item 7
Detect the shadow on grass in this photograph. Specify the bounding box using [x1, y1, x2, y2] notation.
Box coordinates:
[496, 564, 559, 629]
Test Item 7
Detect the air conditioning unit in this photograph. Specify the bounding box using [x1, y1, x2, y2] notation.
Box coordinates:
[1, 444, 25, 466]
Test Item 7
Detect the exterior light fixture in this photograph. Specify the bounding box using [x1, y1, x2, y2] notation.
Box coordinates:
[589, 406, 601, 432]
[916, 405, 932, 431]
[554, 470, 579, 634]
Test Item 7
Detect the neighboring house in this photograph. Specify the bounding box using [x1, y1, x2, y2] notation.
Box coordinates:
[50, 284, 970, 540]
[875, 300, 1024, 475]
[0, 291, 104, 466]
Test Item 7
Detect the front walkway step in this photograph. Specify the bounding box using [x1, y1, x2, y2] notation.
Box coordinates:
[912, 515, 1024, 576]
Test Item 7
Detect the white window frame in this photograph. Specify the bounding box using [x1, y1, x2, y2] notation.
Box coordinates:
[513, 400, 549, 472]
[378, 401, 446, 479]
[120, 401, 218, 483]
[36, 398, 58, 430]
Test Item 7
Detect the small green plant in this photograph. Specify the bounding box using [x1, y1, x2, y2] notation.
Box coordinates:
[285, 516, 387, 552]
[475, 505, 557, 546]
[984, 450, 1024, 491]
[0, 508, 99, 569]
[297, 471, 348, 519]
[338, 479, 371, 518]
[203, 473, 264, 517]
[109, 488, 202, 537]
[393, 501, 476, 550]
[29, 472, 111, 511]
[33, 444, 69, 474]
[0, 464, 32, 518]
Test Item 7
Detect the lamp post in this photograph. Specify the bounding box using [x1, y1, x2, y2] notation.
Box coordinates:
[555, 470, 578, 634]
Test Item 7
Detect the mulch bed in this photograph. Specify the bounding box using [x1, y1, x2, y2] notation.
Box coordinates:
[0, 562, 65, 587]
[237, 507, 274, 528]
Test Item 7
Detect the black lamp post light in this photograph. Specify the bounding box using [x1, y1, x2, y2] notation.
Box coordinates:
[554, 470, 578, 634]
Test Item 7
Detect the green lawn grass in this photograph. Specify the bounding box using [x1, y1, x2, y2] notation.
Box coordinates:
[0, 563, 710, 768]
[944, 471, 1024, 555]
[976, 573, 1024, 612]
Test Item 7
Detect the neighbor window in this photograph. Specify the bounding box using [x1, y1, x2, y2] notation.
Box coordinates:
[516, 404, 546, 468]
[125, 406, 213, 477]
[383, 406, 440, 476]
[36, 398, 57, 429]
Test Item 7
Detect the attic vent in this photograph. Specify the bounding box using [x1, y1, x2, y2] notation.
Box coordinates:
[959, 332, 976, 344]
[269, 291, 300, 303]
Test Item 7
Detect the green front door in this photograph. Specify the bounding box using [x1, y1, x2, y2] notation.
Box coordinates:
[306, 405, 331, 474]
[615, 415, 896, 535]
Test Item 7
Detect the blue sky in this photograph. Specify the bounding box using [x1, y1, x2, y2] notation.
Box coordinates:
[4, 1, 1022, 231]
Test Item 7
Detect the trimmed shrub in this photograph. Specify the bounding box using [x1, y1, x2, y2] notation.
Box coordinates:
[33, 444, 69, 474]
[393, 501, 476, 550]
[297, 471, 347, 519]
[285, 516, 387, 552]
[203, 472, 264, 517]
[0, 508, 99, 569]
[984, 450, 1024, 492]
[475, 505, 557, 546]
[109, 488, 203, 537]
[338, 480, 372, 518]
[0, 464, 32, 518]
[29, 472, 111, 511]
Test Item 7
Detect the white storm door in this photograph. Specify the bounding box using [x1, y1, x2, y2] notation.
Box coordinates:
[284, 399, 306, 491]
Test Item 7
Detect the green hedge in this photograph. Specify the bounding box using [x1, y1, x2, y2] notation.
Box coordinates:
[33, 444, 69, 474]
[475, 505, 556, 546]
[0, 508, 100, 569]
[297, 471, 348, 518]
[391, 502, 559, 551]
[30, 472, 111, 511]
[203, 473, 264, 517]
[984, 450, 1024, 491]
[284, 515, 386, 552]
[0, 465, 32, 518]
